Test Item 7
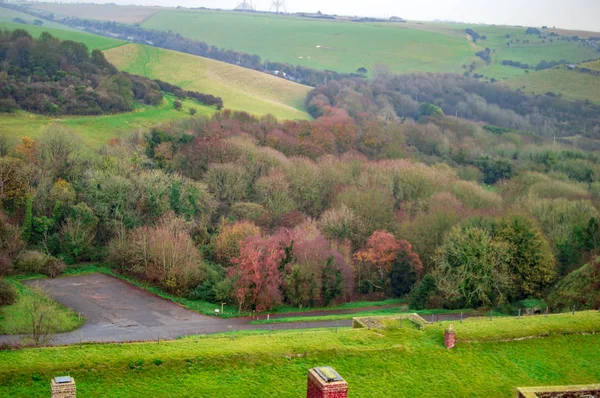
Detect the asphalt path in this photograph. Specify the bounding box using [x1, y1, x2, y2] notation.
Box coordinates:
[0, 274, 478, 346]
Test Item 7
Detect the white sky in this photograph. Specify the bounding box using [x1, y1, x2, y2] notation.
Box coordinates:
[40, 0, 600, 32]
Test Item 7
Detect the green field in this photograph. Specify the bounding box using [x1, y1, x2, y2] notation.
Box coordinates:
[0, 279, 83, 335]
[583, 60, 600, 71]
[104, 43, 312, 120]
[0, 95, 214, 149]
[0, 312, 598, 397]
[0, 7, 74, 30]
[0, 22, 122, 51]
[504, 66, 600, 103]
[28, 3, 163, 24]
[143, 10, 474, 75]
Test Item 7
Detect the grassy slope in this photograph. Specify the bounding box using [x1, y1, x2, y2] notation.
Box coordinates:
[0, 24, 217, 148]
[0, 7, 73, 30]
[0, 95, 214, 149]
[28, 3, 162, 24]
[142, 10, 473, 75]
[504, 66, 600, 104]
[104, 43, 311, 120]
[0, 313, 599, 397]
[0, 279, 83, 334]
[583, 60, 600, 71]
[0, 22, 122, 51]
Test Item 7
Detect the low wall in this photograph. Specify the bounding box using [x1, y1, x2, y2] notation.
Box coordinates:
[517, 384, 600, 397]
[352, 314, 428, 330]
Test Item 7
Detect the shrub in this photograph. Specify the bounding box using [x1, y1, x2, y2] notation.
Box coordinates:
[13, 251, 48, 275]
[0, 279, 17, 306]
[108, 215, 207, 295]
[173, 100, 182, 110]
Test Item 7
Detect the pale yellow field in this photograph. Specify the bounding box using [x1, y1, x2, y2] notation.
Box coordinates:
[104, 44, 312, 120]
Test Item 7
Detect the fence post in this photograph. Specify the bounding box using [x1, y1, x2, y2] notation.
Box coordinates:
[157, 333, 160, 345]
[400, 318, 403, 329]
[518, 308, 521, 319]
[460, 312, 463, 323]
[572, 305, 576, 315]
[431, 314, 435, 323]
[545, 307, 549, 317]
[490, 310, 493, 321]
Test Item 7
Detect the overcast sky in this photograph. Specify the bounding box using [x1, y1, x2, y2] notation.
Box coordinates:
[44, 0, 600, 32]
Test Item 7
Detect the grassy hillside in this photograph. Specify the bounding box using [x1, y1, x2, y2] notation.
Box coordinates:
[28, 3, 162, 24]
[0, 22, 122, 51]
[142, 10, 474, 75]
[0, 313, 598, 397]
[0, 7, 72, 30]
[547, 261, 600, 310]
[504, 66, 600, 104]
[104, 43, 312, 120]
[1, 95, 214, 149]
[584, 60, 600, 71]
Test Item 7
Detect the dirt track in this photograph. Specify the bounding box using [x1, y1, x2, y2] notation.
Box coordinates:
[0, 274, 478, 346]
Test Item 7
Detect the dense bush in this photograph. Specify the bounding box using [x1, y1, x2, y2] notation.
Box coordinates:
[108, 215, 208, 295]
[0, 278, 17, 306]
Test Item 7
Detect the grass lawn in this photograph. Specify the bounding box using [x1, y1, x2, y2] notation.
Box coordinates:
[0, 279, 83, 335]
[0, 95, 215, 150]
[104, 43, 312, 120]
[142, 10, 473, 75]
[504, 66, 600, 104]
[0, 313, 598, 397]
[0, 22, 123, 51]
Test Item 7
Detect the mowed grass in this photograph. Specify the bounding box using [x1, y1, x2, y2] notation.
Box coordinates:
[504, 66, 600, 103]
[0, 279, 83, 335]
[0, 95, 215, 149]
[0, 22, 122, 51]
[27, 3, 162, 24]
[0, 313, 599, 397]
[142, 10, 473, 74]
[105, 43, 312, 120]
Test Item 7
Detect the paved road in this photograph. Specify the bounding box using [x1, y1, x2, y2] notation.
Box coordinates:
[0, 274, 479, 346]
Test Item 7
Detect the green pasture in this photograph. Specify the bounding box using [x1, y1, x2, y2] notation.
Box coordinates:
[105, 43, 311, 120]
[0, 312, 598, 397]
[504, 66, 600, 104]
[0, 95, 215, 149]
[142, 10, 473, 75]
[0, 7, 73, 30]
[0, 21, 122, 51]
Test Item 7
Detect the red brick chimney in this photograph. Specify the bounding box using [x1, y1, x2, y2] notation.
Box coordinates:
[444, 324, 456, 349]
[307, 367, 348, 398]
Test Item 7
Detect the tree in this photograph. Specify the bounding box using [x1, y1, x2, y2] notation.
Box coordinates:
[390, 241, 423, 297]
[496, 215, 556, 298]
[418, 102, 444, 118]
[228, 235, 285, 312]
[174, 100, 183, 110]
[433, 226, 514, 307]
[213, 221, 261, 266]
[354, 231, 422, 296]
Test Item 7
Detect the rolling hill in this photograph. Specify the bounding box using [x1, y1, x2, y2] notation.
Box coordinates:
[142, 9, 474, 75]
[104, 43, 312, 120]
[23, 3, 163, 24]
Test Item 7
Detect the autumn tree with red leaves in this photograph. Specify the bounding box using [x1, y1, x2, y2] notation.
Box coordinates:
[354, 230, 423, 295]
[229, 235, 285, 312]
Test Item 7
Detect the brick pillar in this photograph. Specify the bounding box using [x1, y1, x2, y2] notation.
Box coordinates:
[51, 376, 76, 398]
[307, 367, 348, 398]
[444, 324, 456, 349]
